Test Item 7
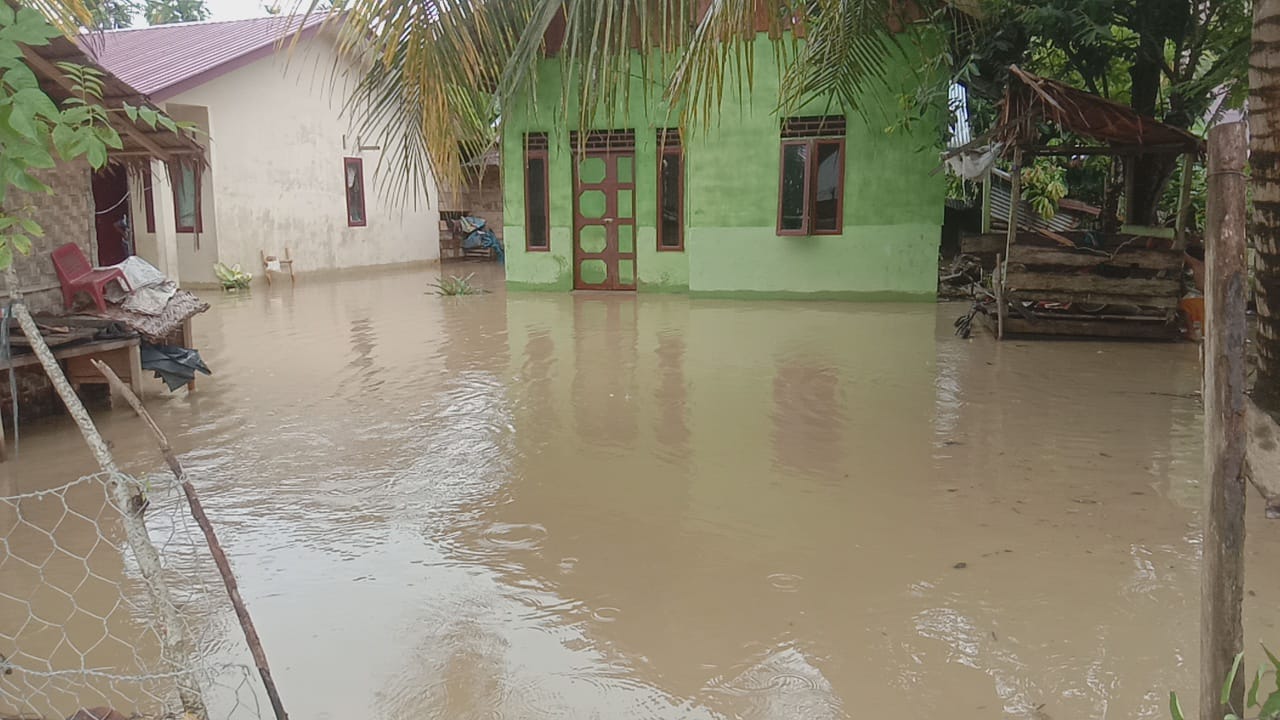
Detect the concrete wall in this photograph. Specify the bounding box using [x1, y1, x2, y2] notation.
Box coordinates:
[7, 160, 97, 313]
[131, 29, 439, 286]
[501, 35, 944, 298]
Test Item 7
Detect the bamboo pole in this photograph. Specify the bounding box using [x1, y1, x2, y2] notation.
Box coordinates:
[1003, 148, 1022, 276]
[1, 270, 207, 718]
[1201, 121, 1249, 720]
[91, 359, 290, 720]
[1176, 153, 1194, 249]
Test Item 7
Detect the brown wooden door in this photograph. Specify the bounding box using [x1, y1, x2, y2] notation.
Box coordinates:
[572, 132, 636, 290]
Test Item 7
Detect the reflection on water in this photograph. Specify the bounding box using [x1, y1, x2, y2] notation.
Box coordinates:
[1, 263, 1278, 719]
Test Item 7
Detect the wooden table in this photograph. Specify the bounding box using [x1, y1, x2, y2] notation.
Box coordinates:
[0, 336, 143, 460]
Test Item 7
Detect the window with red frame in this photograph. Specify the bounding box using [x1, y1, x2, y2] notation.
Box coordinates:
[344, 157, 367, 227]
[777, 116, 846, 236]
[657, 129, 684, 251]
[172, 161, 201, 233]
[523, 133, 550, 250]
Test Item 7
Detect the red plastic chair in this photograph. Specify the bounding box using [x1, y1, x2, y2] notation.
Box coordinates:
[50, 242, 130, 313]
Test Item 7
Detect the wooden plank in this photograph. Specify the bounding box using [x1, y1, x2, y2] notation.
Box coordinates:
[1007, 289, 1180, 309]
[1200, 120, 1248, 720]
[1005, 271, 1181, 298]
[1007, 246, 1185, 271]
[0, 337, 140, 371]
[995, 255, 1005, 339]
[1001, 316, 1181, 340]
[960, 233, 1006, 255]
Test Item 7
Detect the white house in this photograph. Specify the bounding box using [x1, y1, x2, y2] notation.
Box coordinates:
[87, 15, 440, 286]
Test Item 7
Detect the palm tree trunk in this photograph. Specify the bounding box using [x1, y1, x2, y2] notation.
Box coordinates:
[1250, 0, 1280, 417]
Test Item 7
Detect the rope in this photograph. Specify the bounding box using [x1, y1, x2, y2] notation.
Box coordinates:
[94, 189, 131, 215]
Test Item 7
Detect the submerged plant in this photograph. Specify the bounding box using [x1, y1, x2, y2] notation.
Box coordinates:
[1171, 645, 1280, 720]
[213, 262, 251, 290]
[431, 273, 485, 296]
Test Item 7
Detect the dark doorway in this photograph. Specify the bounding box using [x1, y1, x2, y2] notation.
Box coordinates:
[92, 164, 133, 266]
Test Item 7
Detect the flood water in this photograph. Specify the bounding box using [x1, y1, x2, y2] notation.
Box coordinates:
[3, 263, 1280, 719]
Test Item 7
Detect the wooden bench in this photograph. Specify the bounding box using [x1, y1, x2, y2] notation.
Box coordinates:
[0, 336, 143, 460]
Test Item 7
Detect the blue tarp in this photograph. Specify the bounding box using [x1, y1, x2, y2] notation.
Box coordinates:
[459, 216, 504, 263]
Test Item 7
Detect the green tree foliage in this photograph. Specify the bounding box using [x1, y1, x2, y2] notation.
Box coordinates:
[144, 0, 209, 25]
[85, 0, 137, 29]
[0, 3, 190, 271]
[956, 0, 1249, 223]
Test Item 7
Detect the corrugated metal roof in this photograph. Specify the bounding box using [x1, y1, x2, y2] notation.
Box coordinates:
[986, 168, 1090, 234]
[81, 14, 331, 101]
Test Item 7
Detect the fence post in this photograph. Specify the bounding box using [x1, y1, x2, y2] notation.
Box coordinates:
[2, 274, 208, 719]
[1201, 120, 1249, 720]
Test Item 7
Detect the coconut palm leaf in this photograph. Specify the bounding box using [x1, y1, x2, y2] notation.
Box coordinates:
[304, 0, 941, 201]
[23, 0, 92, 34]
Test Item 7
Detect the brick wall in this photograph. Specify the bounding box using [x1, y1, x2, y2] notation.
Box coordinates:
[5, 160, 96, 314]
[440, 165, 503, 238]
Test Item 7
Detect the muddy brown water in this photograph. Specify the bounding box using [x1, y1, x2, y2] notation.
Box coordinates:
[2, 264, 1279, 719]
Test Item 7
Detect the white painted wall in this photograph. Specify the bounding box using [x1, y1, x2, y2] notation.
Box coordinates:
[131, 29, 438, 285]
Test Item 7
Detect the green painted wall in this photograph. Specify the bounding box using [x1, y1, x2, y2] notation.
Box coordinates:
[501, 34, 944, 298]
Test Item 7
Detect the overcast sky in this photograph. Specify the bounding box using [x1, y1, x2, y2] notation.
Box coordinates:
[202, 0, 287, 21]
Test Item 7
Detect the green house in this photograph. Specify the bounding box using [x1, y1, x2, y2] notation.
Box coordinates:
[501, 28, 945, 299]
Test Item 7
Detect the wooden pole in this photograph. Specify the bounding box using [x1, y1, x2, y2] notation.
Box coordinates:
[1201, 120, 1249, 720]
[1003, 148, 1022, 274]
[981, 168, 993, 234]
[91, 359, 290, 720]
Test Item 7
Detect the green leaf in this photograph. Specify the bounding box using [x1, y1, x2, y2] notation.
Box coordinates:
[11, 234, 31, 255]
[123, 102, 138, 122]
[0, 157, 48, 195]
[85, 140, 108, 170]
[5, 103, 36, 140]
[1224, 652, 1245, 706]
[138, 105, 159, 129]
[1, 64, 38, 91]
[1253, 668, 1264, 708]
[0, 216, 19, 231]
[1264, 645, 1280, 677]
[157, 114, 178, 132]
[94, 124, 123, 150]
[1262, 690, 1280, 720]
[11, 8, 61, 45]
[13, 87, 60, 121]
[0, 242, 14, 271]
[61, 105, 91, 125]
[51, 123, 75, 159]
[19, 217, 43, 237]
[1170, 691, 1186, 720]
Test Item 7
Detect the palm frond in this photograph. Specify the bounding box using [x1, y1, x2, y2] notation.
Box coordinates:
[297, 0, 938, 206]
[21, 0, 93, 35]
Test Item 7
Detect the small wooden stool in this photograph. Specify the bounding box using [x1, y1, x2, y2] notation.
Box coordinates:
[260, 248, 296, 285]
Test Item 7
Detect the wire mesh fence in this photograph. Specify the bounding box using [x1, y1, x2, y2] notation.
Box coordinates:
[1, 470, 263, 720]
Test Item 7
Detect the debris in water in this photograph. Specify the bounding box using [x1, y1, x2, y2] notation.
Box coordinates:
[953, 562, 968, 570]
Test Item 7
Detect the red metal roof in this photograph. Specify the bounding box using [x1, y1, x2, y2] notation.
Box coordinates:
[82, 14, 331, 102]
